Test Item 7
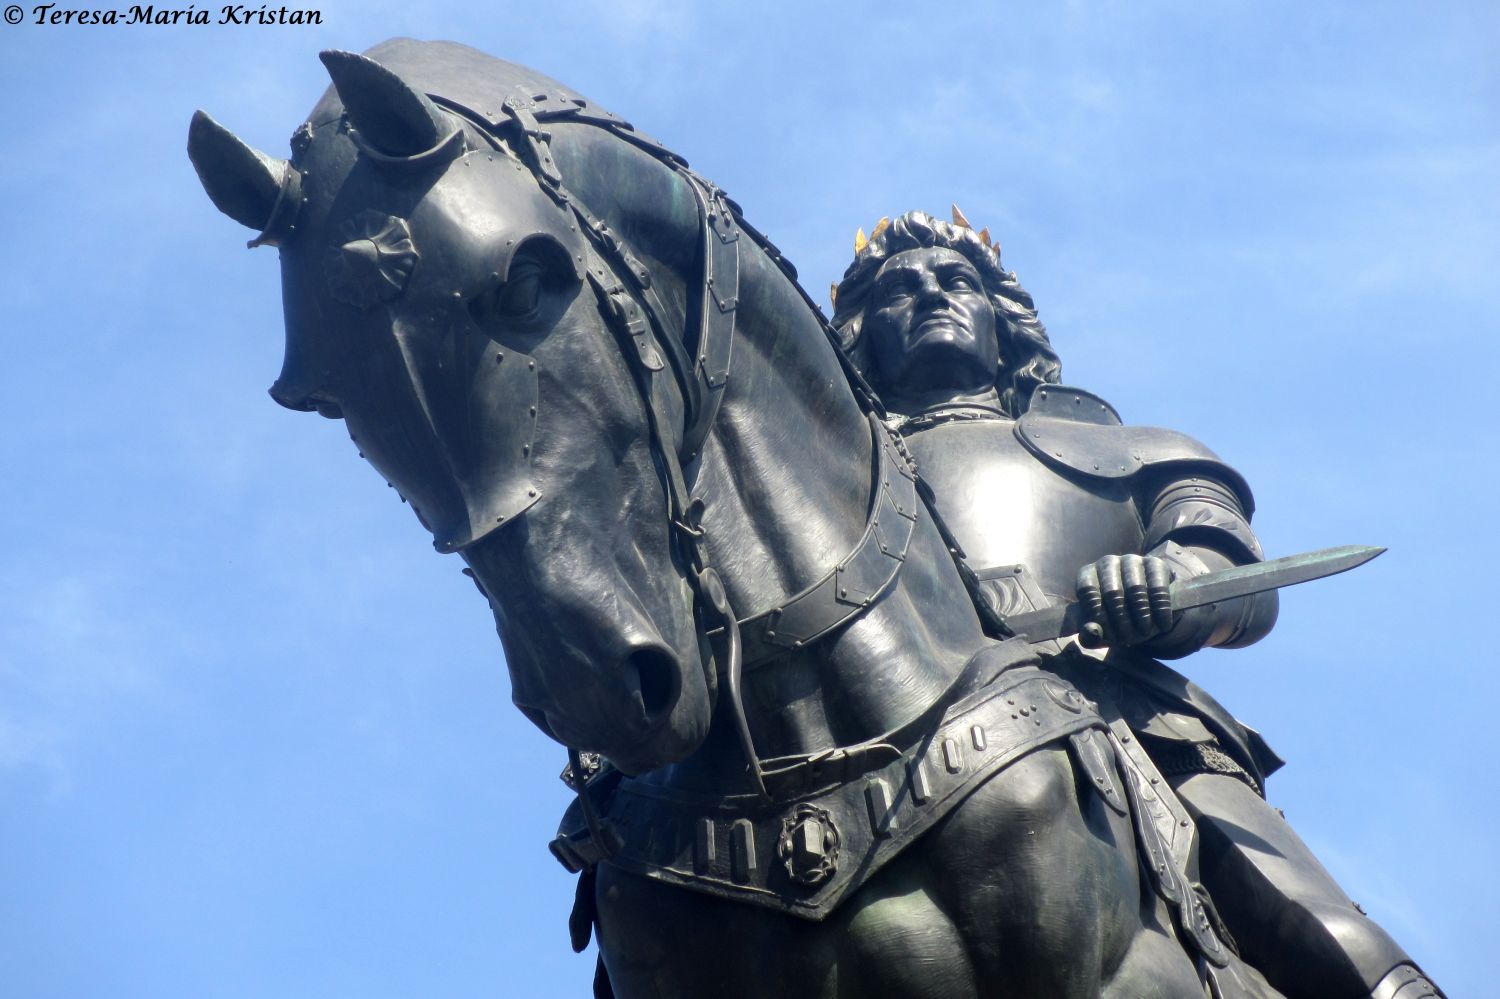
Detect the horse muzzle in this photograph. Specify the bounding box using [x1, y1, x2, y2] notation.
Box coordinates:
[464, 533, 713, 776]
[514, 639, 712, 776]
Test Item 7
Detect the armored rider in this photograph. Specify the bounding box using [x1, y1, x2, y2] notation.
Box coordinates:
[830, 209, 1440, 999]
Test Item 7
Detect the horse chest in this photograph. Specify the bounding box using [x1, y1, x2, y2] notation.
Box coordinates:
[913, 748, 1146, 996]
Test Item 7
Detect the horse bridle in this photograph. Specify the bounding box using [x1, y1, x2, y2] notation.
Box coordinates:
[428, 87, 986, 818]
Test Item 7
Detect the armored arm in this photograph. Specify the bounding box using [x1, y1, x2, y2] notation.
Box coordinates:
[1132, 464, 1279, 658]
[1014, 386, 1277, 658]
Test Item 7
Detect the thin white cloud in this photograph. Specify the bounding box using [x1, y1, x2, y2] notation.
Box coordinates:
[0, 569, 173, 784]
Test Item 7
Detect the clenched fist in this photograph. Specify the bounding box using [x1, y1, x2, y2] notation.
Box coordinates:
[1076, 553, 1177, 647]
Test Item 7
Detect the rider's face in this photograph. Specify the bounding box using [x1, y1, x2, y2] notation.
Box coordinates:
[864, 247, 998, 399]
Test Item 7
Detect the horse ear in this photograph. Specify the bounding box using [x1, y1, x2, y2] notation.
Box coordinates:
[319, 49, 449, 157]
[187, 110, 288, 232]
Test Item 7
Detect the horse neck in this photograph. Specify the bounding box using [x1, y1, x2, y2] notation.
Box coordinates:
[549, 126, 992, 777]
[690, 238, 995, 774]
[546, 124, 878, 621]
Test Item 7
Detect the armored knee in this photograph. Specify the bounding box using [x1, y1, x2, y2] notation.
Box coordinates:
[1274, 899, 1414, 997]
[1371, 962, 1443, 999]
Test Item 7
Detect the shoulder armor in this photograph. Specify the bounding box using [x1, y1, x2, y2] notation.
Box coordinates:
[1024, 384, 1124, 426]
[1015, 385, 1255, 515]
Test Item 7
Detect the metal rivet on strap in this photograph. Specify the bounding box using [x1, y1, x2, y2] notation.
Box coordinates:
[943, 738, 963, 774]
[865, 779, 897, 837]
[908, 760, 932, 805]
[695, 817, 716, 873]
[730, 819, 756, 882]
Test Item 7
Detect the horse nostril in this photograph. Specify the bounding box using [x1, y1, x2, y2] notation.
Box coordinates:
[626, 648, 679, 727]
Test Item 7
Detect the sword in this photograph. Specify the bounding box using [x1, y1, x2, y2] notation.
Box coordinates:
[1000, 545, 1386, 644]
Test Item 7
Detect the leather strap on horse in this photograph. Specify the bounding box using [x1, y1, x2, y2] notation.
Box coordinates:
[438, 87, 770, 799]
[438, 87, 934, 803]
[680, 173, 738, 466]
[433, 89, 735, 468]
[580, 239, 767, 800]
[731, 415, 920, 668]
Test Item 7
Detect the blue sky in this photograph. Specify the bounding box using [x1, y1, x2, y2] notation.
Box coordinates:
[1, 2, 1495, 996]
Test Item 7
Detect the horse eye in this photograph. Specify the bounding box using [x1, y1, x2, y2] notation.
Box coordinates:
[497, 262, 544, 317]
[470, 242, 576, 333]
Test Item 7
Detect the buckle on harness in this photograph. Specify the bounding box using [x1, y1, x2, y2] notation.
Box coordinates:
[551, 748, 625, 872]
[549, 822, 623, 874]
[598, 281, 664, 372]
[501, 97, 564, 188]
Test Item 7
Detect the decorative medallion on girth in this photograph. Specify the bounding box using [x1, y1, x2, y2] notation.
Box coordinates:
[778, 804, 840, 887]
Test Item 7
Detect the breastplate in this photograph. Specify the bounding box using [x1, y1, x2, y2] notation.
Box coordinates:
[903, 418, 1144, 602]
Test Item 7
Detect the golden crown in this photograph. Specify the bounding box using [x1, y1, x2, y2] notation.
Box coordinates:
[834, 205, 1000, 308]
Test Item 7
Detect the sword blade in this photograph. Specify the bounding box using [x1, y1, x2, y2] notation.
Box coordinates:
[1001, 544, 1386, 643]
[1169, 544, 1384, 612]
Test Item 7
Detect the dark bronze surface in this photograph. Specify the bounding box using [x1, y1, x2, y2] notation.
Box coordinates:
[189, 42, 1437, 999]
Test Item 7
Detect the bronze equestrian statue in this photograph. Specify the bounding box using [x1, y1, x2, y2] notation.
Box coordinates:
[185, 39, 1433, 998]
[830, 209, 1441, 999]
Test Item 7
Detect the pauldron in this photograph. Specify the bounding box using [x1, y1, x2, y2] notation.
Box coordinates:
[1016, 385, 1262, 562]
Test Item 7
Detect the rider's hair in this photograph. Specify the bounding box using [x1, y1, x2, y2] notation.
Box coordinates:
[831, 211, 1061, 416]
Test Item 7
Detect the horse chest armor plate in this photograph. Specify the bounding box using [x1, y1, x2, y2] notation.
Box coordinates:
[583, 667, 1109, 920]
[904, 418, 1144, 603]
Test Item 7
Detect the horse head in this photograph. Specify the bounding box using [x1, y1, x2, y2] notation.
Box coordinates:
[188, 42, 713, 775]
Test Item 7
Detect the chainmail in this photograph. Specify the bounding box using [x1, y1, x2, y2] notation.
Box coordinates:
[1140, 737, 1260, 795]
